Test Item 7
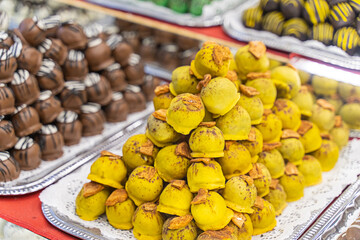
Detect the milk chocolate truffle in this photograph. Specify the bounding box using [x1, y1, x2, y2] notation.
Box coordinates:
[36, 125, 64, 160]
[56, 22, 87, 50]
[107, 34, 133, 67]
[141, 75, 161, 102]
[0, 151, 20, 182]
[0, 84, 15, 115]
[34, 91, 62, 124]
[11, 69, 40, 106]
[176, 35, 199, 51]
[63, 50, 88, 81]
[124, 54, 145, 85]
[12, 105, 42, 137]
[0, 31, 14, 49]
[157, 44, 180, 70]
[38, 38, 68, 65]
[80, 103, 105, 136]
[124, 85, 147, 113]
[105, 92, 129, 122]
[139, 37, 157, 62]
[85, 38, 115, 72]
[154, 29, 175, 45]
[12, 137, 41, 170]
[122, 31, 140, 53]
[282, 18, 309, 40]
[0, 49, 18, 83]
[280, 0, 304, 19]
[333, 27, 360, 55]
[309, 22, 334, 45]
[262, 11, 285, 35]
[84, 73, 112, 106]
[36, 59, 64, 95]
[56, 110, 82, 146]
[60, 81, 87, 113]
[0, 117, 17, 151]
[102, 63, 127, 92]
[17, 45, 43, 75]
[329, 2, 355, 29]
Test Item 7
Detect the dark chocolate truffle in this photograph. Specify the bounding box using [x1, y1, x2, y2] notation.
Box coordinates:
[107, 34, 133, 67]
[85, 38, 115, 71]
[309, 22, 334, 45]
[62, 50, 88, 81]
[282, 18, 309, 40]
[261, 0, 280, 12]
[0, 151, 20, 182]
[0, 83, 15, 115]
[141, 75, 161, 102]
[11, 69, 40, 106]
[124, 85, 147, 113]
[303, 0, 330, 25]
[349, 0, 360, 13]
[60, 81, 87, 113]
[102, 63, 127, 92]
[36, 125, 64, 160]
[329, 2, 355, 29]
[80, 103, 105, 136]
[12, 105, 42, 137]
[56, 110, 82, 146]
[0, 49, 18, 84]
[38, 38, 68, 66]
[242, 6, 263, 30]
[17, 45, 43, 75]
[34, 91, 63, 124]
[56, 22, 87, 50]
[0, 31, 14, 49]
[280, 0, 304, 19]
[124, 54, 145, 85]
[0, 117, 17, 151]
[84, 73, 112, 106]
[105, 92, 129, 122]
[36, 58, 64, 95]
[262, 11, 285, 35]
[12, 137, 41, 170]
[333, 27, 360, 55]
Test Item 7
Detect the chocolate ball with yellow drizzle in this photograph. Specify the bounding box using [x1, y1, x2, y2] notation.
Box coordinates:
[333, 27, 360, 55]
[282, 18, 309, 41]
[329, 3, 355, 29]
[262, 11, 285, 35]
[350, 0, 360, 13]
[260, 0, 280, 12]
[280, 0, 304, 19]
[303, 0, 330, 25]
[242, 6, 263, 30]
[309, 23, 334, 45]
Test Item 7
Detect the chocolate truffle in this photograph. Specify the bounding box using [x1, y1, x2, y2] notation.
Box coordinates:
[141, 75, 161, 102]
[0, 151, 20, 182]
[180, 48, 197, 66]
[135, 24, 153, 39]
[102, 63, 127, 92]
[36, 58, 64, 95]
[280, 0, 304, 19]
[350, 0, 360, 13]
[242, 6, 263, 30]
[34, 91, 63, 124]
[80, 103, 105, 136]
[105, 92, 129, 122]
[12, 105, 42, 137]
[63, 50, 88, 81]
[56, 22, 87, 50]
[157, 44, 179, 70]
[11, 69, 40, 106]
[36, 125, 64, 160]
[327, 0, 347, 6]
[124, 54, 145, 85]
[262, 11, 285, 35]
[85, 38, 114, 72]
[176, 35, 199, 51]
[309, 22, 334, 45]
[124, 85, 147, 113]
[12, 137, 41, 170]
[83, 23, 105, 39]
[0, 83, 15, 115]
[261, 0, 280, 12]
[122, 31, 140, 53]
[139, 37, 157, 62]
[17, 45, 43, 75]
[56, 110, 82, 146]
[303, 0, 330, 25]
[107, 34, 133, 67]
[0, 49, 18, 84]
[0, 31, 13, 49]
[333, 27, 360, 55]
[282, 18, 309, 40]
[0, 117, 17, 151]
[60, 81, 87, 113]
[38, 38, 68, 65]
[154, 29, 175, 45]
[329, 3, 355, 29]
[84, 73, 112, 106]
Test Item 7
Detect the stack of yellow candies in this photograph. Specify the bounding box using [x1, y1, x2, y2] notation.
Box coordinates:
[75, 41, 350, 239]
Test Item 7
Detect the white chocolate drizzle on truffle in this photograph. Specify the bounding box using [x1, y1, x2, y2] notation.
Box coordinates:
[38, 90, 52, 101]
[142, 37, 156, 46]
[38, 38, 52, 53]
[34, 15, 61, 30]
[40, 125, 58, 135]
[0, 115, 4, 121]
[0, 48, 12, 61]
[8, 36, 22, 58]
[67, 50, 84, 62]
[106, 63, 121, 71]
[84, 73, 100, 87]
[37, 59, 56, 77]
[12, 69, 30, 85]
[14, 104, 26, 114]
[14, 137, 34, 150]
[0, 151, 10, 161]
[64, 81, 86, 91]
[84, 23, 103, 38]
[112, 92, 124, 101]
[0, 31, 8, 41]
[128, 54, 141, 66]
[144, 75, 154, 83]
[0, 11, 9, 31]
[126, 85, 141, 93]
[163, 44, 178, 52]
[81, 103, 101, 114]
[87, 38, 102, 48]
[57, 110, 78, 123]
[106, 34, 123, 50]
[0, 83, 6, 87]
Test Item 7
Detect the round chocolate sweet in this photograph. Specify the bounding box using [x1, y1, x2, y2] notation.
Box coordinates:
[18, 17, 47, 47]
[60, 81, 87, 113]
[36, 58, 64, 95]
[280, 0, 304, 19]
[176, 35, 199, 51]
[11, 69, 40, 106]
[124, 54, 145, 85]
[262, 11, 285, 35]
[0, 31, 13, 49]
[17, 45, 43, 75]
[0, 117, 17, 151]
[333, 27, 360, 55]
[303, 0, 330, 25]
[85, 38, 114, 72]
[135, 24, 153, 39]
[0, 151, 20, 182]
[56, 22, 87, 50]
[56, 110, 82, 146]
[154, 29, 175, 45]
[12, 105, 42, 137]
[107, 34, 133, 67]
[80, 103, 105, 136]
[0, 49, 18, 84]
[38, 38, 68, 66]
[350, 0, 360, 13]
[139, 37, 157, 62]
[36, 125, 64, 160]
[63, 50, 88, 81]
[34, 91, 63, 124]
[102, 63, 127, 92]
[124, 85, 147, 113]
[12, 137, 41, 170]
[180, 48, 197, 66]
[309, 22, 334, 45]
[84, 73, 112, 106]
[141, 75, 161, 102]
[0, 84, 15, 115]
[282, 18, 309, 40]
[242, 6, 263, 30]
[83, 23, 105, 39]
[329, 2, 355, 29]
[122, 31, 140, 53]
[261, 0, 280, 12]
[157, 44, 179, 70]
[105, 92, 129, 122]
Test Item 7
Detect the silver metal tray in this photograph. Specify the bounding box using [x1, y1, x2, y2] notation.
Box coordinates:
[222, 0, 360, 70]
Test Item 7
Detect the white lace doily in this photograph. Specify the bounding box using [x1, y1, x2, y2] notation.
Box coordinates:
[40, 139, 360, 240]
